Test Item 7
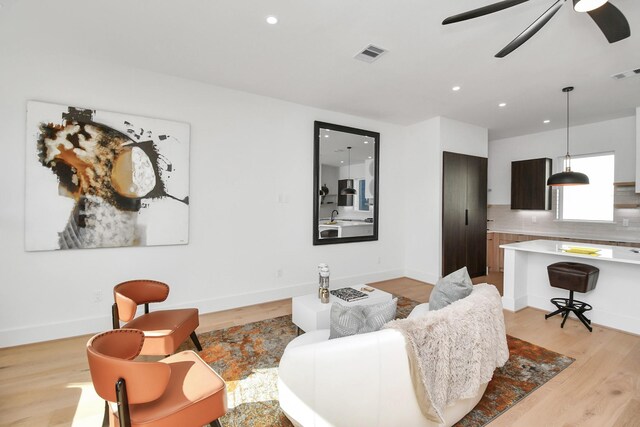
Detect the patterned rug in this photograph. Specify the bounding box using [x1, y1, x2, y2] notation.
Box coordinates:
[185, 296, 574, 427]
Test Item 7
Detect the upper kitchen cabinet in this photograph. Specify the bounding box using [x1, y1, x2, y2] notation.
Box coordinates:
[511, 158, 552, 210]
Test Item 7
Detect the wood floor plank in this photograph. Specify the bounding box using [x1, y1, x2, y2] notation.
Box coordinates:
[0, 276, 637, 426]
[613, 398, 640, 427]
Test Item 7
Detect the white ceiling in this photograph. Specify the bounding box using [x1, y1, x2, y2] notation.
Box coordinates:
[2, 0, 639, 139]
[318, 127, 375, 168]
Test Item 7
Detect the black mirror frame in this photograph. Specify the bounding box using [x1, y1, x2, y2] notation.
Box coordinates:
[313, 121, 380, 245]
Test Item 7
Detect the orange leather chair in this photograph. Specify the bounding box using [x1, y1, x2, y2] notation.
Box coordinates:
[112, 280, 202, 355]
[87, 329, 227, 427]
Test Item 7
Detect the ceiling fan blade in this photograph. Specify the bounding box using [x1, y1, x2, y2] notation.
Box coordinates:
[587, 2, 630, 43]
[495, 0, 564, 58]
[442, 0, 529, 25]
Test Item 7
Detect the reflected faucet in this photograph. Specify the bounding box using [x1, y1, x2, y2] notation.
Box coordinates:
[331, 210, 339, 222]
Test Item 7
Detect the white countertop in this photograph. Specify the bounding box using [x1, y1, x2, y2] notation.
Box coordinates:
[318, 220, 372, 228]
[488, 229, 640, 244]
[500, 239, 640, 265]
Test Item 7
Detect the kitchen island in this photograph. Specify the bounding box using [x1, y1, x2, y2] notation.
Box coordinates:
[317, 220, 373, 238]
[502, 239, 640, 334]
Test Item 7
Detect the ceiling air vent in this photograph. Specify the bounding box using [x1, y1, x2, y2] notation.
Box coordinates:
[354, 44, 387, 63]
[611, 68, 640, 80]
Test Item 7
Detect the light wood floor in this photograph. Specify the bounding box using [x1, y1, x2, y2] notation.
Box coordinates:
[1, 277, 638, 426]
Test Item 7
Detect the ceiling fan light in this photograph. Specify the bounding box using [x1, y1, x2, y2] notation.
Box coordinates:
[573, 0, 608, 13]
[547, 171, 590, 186]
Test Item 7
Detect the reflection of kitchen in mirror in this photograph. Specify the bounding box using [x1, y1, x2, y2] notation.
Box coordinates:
[313, 121, 379, 245]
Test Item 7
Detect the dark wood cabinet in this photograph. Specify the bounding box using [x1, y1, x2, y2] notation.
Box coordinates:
[338, 179, 354, 206]
[442, 151, 487, 278]
[511, 158, 552, 210]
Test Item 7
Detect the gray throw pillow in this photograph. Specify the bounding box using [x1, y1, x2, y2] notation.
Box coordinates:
[329, 298, 398, 339]
[429, 266, 473, 311]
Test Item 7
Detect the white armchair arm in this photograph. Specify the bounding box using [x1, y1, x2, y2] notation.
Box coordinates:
[278, 328, 425, 427]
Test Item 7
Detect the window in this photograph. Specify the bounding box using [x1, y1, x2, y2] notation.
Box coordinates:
[356, 179, 370, 211]
[557, 153, 614, 222]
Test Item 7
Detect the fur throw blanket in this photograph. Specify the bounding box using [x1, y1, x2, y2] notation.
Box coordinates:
[383, 284, 509, 424]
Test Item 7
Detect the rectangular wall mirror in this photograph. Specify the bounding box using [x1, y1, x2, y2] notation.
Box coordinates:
[313, 121, 379, 245]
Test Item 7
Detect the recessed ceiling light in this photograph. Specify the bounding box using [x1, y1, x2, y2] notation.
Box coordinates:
[266, 16, 278, 25]
[324, 134, 330, 138]
[543, 119, 551, 124]
[340, 161, 344, 163]
[452, 86, 461, 91]
[573, 0, 608, 13]
[368, 156, 372, 159]
[498, 102, 507, 107]
[363, 140, 369, 144]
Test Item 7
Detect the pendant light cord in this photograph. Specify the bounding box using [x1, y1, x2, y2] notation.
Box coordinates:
[563, 86, 574, 172]
[348, 147, 352, 182]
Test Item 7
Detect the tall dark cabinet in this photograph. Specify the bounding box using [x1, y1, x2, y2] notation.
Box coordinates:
[442, 151, 488, 278]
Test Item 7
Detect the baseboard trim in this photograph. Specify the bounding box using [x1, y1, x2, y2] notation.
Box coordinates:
[403, 269, 438, 285]
[502, 295, 528, 312]
[0, 269, 404, 348]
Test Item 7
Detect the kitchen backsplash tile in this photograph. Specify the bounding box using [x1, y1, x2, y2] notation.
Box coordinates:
[488, 203, 640, 243]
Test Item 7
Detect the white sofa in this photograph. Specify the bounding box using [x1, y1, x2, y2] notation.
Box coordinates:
[277, 303, 489, 427]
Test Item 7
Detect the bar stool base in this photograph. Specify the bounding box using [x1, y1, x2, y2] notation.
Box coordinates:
[545, 290, 593, 332]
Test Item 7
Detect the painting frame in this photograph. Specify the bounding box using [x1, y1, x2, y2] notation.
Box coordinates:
[25, 100, 190, 251]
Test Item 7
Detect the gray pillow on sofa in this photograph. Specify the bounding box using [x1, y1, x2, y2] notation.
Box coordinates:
[429, 266, 473, 311]
[329, 298, 398, 339]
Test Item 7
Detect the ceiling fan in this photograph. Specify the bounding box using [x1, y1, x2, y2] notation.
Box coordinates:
[442, 0, 631, 57]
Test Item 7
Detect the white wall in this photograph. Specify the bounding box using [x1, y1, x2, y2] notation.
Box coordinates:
[403, 118, 441, 284]
[440, 117, 489, 158]
[0, 51, 408, 347]
[403, 117, 489, 283]
[488, 116, 636, 205]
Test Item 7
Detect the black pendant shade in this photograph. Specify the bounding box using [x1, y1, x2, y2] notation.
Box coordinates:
[547, 86, 590, 187]
[341, 187, 357, 195]
[340, 146, 357, 195]
[546, 170, 590, 186]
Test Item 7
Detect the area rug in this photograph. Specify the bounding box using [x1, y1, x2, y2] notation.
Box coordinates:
[185, 296, 574, 427]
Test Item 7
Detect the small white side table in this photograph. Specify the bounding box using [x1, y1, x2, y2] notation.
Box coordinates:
[292, 286, 392, 333]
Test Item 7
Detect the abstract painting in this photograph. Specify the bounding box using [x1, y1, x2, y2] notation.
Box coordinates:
[25, 101, 190, 251]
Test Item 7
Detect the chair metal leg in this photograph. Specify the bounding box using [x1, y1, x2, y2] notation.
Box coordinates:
[575, 311, 593, 332]
[560, 310, 570, 328]
[111, 304, 120, 330]
[545, 307, 565, 319]
[116, 378, 131, 427]
[102, 401, 110, 427]
[210, 419, 223, 427]
[190, 331, 203, 351]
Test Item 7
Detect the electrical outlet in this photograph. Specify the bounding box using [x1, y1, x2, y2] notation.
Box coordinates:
[623, 219, 629, 227]
[377, 256, 382, 265]
[276, 269, 284, 278]
[92, 290, 103, 303]
[532, 216, 537, 224]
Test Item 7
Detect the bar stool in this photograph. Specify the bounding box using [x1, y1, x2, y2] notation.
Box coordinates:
[545, 262, 599, 332]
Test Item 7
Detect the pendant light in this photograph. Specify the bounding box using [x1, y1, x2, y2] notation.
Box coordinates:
[547, 86, 590, 186]
[340, 146, 357, 195]
[573, 0, 608, 13]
